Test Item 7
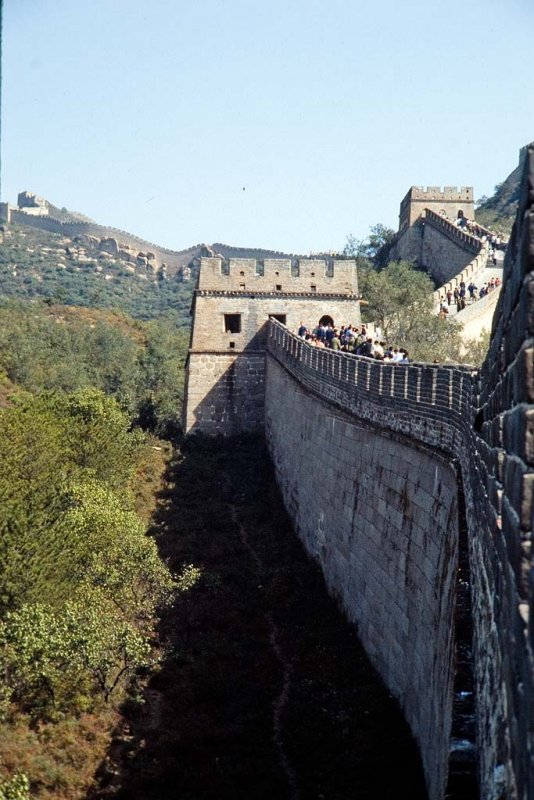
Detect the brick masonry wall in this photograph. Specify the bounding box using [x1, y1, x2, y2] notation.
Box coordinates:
[265, 160, 534, 800]
[197, 256, 358, 294]
[472, 147, 534, 800]
[184, 151, 534, 799]
[190, 294, 361, 353]
[396, 208, 484, 288]
[183, 352, 265, 435]
[399, 186, 474, 230]
[265, 358, 458, 800]
[183, 257, 361, 435]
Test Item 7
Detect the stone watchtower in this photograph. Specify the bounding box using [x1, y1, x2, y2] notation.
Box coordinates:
[398, 186, 474, 233]
[183, 256, 360, 435]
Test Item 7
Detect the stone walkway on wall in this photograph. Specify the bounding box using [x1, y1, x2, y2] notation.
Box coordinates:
[438, 251, 505, 343]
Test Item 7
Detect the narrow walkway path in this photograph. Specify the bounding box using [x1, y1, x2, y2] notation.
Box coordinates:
[89, 436, 427, 800]
[445, 251, 504, 320]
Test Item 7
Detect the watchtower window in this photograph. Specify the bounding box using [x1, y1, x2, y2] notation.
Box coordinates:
[224, 314, 241, 333]
[269, 314, 287, 325]
[239, 283, 246, 290]
[310, 284, 317, 292]
[239, 271, 245, 276]
[310, 272, 315, 277]
[275, 284, 282, 291]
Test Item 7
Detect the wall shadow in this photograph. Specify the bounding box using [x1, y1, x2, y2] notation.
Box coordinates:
[87, 435, 427, 800]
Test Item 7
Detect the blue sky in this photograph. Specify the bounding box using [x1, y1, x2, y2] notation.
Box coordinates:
[2, 0, 533, 253]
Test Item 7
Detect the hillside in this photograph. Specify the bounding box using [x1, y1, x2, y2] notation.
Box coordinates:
[475, 144, 532, 234]
[1, 193, 304, 323]
[0, 223, 197, 323]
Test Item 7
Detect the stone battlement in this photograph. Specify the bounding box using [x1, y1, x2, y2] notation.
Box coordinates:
[409, 186, 473, 200]
[399, 185, 475, 231]
[197, 256, 357, 294]
[424, 209, 482, 254]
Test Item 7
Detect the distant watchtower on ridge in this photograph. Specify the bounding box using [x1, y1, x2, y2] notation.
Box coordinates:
[399, 186, 474, 232]
[183, 256, 360, 435]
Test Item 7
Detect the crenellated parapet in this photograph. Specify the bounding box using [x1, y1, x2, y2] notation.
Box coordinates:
[399, 185, 474, 231]
[424, 209, 482, 254]
[197, 256, 358, 295]
[183, 256, 360, 435]
[264, 147, 534, 800]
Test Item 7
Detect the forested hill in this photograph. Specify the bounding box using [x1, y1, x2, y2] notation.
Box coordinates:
[475, 144, 532, 234]
[0, 300, 189, 437]
[0, 223, 197, 324]
[0, 221, 302, 325]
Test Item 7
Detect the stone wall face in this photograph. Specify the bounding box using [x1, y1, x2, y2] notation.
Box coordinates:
[396, 209, 483, 286]
[184, 257, 360, 435]
[265, 280, 534, 799]
[265, 357, 458, 800]
[470, 148, 534, 800]
[183, 352, 265, 435]
[190, 294, 361, 353]
[197, 256, 358, 294]
[399, 186, 474, 230]
[184, 152, 534, 799]
[421, 222, 478, 285]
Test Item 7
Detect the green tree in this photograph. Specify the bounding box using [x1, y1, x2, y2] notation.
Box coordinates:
[60, 479, 175, 622]
[343, 223, 397, 268]
[0, 773, 30, 800]
[359, 260, 464, 362]
[137, 321, 189, 436]
[0, 596, 151, 716]
[0, 400, 74, 610]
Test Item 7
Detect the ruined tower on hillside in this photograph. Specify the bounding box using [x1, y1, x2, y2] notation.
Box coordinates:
[183, 256, 360, 435]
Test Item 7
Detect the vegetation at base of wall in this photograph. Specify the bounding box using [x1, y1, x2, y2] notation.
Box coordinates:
[0, 300, 199, 798]
[0, 224, 196, 323]
[0, 387, 202, 797]
[0, 300, 189, 438]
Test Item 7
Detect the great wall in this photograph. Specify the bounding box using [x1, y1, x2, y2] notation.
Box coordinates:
[183, 148, 534, 799]
[0, 194, 310, 281]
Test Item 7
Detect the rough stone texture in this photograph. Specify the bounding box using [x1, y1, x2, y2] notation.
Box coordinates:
[399, 185, 475, 231]
[265, 358, 458, 800]
[190, 294, 361, 353]
[183, 257, 360, 435]
[396, 209, 484, 286]
[184, 151, 534, 800]
[184, 352, 265, 435]
[265, 205, 534, 799]
[197, 256, 358, 294]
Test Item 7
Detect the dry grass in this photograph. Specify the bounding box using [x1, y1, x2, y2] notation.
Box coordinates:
[0, 708, 119, 799]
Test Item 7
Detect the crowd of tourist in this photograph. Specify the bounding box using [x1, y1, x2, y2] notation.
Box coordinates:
[438, 276, 502, 317]
[297, 322, 410, 363]
[454, 216, 507, 251]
